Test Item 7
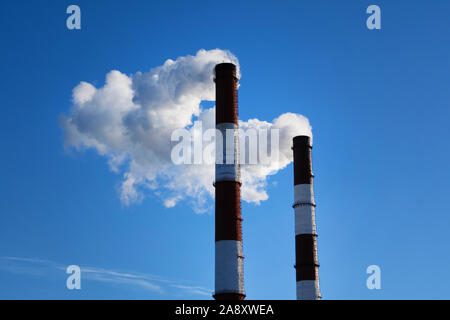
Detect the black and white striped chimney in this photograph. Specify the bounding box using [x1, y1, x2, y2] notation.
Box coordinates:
[292, 135, 321, 300]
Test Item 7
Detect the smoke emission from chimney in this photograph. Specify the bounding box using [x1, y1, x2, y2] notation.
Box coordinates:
[61, 49, 312, 213]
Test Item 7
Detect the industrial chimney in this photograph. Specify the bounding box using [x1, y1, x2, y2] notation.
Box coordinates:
[213, 63, 245, 300]
[292, 135, 321, 300]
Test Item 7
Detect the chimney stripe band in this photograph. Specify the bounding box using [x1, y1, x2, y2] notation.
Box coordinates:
[293, 184, 315, 207]
[295, 234, 319, 280]
[296, 280, 321, 300]
[215, 64, 238, 125]
[215, 182, 242, 241]
[215, 240, 245, 295]
[293, 184, 317, 235]
[295, 206, 317, 235]
[293, 137, 313, 186]
[216, 123, 240, 183]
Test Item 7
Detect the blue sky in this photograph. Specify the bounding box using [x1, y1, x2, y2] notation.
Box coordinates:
[0, 0, 450, 299]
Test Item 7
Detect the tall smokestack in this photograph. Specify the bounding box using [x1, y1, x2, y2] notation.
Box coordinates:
[292, 136, 321, 300]
[213, 63, 245, 300]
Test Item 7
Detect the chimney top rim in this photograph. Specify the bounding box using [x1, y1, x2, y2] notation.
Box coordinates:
[215, 63, 237, 72]
[293, 135, 312, 147]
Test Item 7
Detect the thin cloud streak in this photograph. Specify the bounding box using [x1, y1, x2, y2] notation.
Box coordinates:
[0, 256, 211, 297]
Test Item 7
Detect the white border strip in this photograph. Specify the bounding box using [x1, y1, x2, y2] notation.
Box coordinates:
[216, 123, 240, 182]
[215, 240, 245, 295]
[295, 206, 317, 235]
[296, 280, 321, 300]
[294, 184, 315, 206]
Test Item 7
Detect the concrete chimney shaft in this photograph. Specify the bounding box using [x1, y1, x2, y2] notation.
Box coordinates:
[292, 136, 321, 300]
[213, 63, 245, 300]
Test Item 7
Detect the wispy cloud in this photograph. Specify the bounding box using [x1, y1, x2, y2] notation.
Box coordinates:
[0, 256, 210, 297]
[170, 284, 211, 296]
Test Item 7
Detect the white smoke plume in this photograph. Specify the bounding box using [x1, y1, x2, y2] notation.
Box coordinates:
[61, 49, 312, 213]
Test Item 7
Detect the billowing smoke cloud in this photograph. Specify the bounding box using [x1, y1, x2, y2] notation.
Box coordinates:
[61, 49, 312, 213]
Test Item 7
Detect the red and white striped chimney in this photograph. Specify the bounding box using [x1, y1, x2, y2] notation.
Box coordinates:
[213, 63, 245, 300]
[292, 135, 321, 300]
